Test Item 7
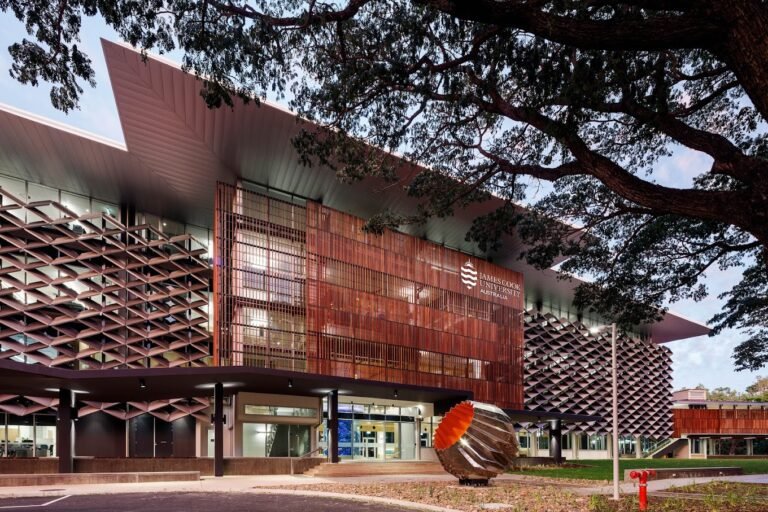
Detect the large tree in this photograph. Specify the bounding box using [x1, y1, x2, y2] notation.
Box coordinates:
[3, 1, 768, 368]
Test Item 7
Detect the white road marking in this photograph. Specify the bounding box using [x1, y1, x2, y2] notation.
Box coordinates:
[0, 495, 71, 509]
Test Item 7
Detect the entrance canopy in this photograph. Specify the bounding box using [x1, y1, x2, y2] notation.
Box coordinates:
[0, 359, 469, 405]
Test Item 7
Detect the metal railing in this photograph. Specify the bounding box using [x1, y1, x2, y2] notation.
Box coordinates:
[290, 446, 326, 475]
[642, 438, 675, 458]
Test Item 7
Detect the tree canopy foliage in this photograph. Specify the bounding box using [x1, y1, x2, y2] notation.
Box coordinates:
[3, 0, 768, 369]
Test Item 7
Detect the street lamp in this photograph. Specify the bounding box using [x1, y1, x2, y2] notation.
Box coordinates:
[590, 322, 619, 501]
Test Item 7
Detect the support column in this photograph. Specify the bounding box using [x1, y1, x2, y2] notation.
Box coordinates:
[56, 388, 74, 474]
[747, 438, 754, 456]
[214, 382, 224, 477]
[635, 435, 643, 459]
[415, 417, 422, 461]
[572, 433, 579, 461]
[328, 390, 339, 463]
[548, 419, 562, 463]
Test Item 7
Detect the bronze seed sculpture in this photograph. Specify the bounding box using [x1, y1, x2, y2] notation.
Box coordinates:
[434, 401, 519, 485]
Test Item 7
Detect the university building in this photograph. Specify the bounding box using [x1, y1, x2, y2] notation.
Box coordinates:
[0, 41, 709, 472]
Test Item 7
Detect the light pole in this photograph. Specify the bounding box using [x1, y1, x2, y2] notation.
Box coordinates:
[591, 322, 620, 501]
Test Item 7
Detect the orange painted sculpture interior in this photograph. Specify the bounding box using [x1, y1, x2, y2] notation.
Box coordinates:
[433, 401, 519, 482]
[434, 401, 475, 450]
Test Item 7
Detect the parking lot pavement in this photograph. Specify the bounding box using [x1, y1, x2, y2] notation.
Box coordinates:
[0, 492, 416, 511]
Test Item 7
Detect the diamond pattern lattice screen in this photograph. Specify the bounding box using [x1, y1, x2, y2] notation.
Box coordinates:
[523, 310, 673, 438]
[0, 395, 210, 422]
[0, 189, 211, 369]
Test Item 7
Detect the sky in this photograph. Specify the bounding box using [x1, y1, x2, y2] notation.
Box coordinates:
[0, 12, 762, 393]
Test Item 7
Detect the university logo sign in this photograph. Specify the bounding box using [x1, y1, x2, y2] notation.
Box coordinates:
[460, 260, 478, 289]
[459, 259, 521, 300]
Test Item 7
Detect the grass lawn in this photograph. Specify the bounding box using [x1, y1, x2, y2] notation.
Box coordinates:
[514, 458, 768, 480]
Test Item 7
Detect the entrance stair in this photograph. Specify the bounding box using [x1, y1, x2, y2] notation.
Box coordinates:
[304, 460, 447, 477]
[645, 438, 687, 458]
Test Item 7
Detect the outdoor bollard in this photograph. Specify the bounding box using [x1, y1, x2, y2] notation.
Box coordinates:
[629, 469, 656, 511]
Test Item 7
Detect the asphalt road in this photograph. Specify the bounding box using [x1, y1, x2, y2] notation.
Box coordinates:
[0, 493, 414, 511]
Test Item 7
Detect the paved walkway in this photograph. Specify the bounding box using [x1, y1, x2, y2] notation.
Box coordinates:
[576, 473, 768, 495]
[0, 471, 584, 499]
[0, 474, 464, 499]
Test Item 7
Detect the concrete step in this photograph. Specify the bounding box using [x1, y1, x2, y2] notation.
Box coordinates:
[304, 461, 447, 477]
[0, 471, 200, 487]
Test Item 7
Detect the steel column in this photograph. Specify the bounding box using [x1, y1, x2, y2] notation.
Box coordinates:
[328, 390, 339, 463]
[548, 419, 562, 463]
[214, 382, 224, 477]
[56, 388, 74, 473]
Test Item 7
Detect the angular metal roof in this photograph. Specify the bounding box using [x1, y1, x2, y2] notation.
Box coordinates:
[0, 39, 710, 344]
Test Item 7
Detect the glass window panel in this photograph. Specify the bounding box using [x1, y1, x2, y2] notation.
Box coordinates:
[242, 422, 269, 456]
[6, 415, 34, 458]
[34, 414, 56, 457]
[243, 405, 317, 417]
[27, 183, 60, 220]
[0, 175, 26, 220]
[161, 219, 184, 237]
[60, 191, 90, 216]
[91, 199, 118, 219]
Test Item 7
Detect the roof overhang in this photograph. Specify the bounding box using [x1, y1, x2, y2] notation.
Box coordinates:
[0, 39, 711, 344]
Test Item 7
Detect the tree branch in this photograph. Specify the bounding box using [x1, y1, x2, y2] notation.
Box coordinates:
[419, 0, 722, 51]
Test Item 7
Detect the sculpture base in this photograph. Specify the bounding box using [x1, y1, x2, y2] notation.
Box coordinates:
[458, 478, 490, 487]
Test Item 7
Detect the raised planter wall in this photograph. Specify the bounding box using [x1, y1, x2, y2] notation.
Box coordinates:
[510, 457, 563, 468]
[623, 466, 743, 481]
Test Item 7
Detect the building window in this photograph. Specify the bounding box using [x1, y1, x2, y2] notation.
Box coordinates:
[537, 433, 549, 450]
[242, 423, 311, 457]
[244, 405, 317, 417]
[580, 434, 607, 451]
[690, 438, 705, 454]
[243, 268, 266, 290]
[561, 433, 571, 450]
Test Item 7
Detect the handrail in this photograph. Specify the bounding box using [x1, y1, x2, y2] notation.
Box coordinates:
[290, 446, 326, 475]
[299, 446, 325, 459]
[642, 438, 675, 458]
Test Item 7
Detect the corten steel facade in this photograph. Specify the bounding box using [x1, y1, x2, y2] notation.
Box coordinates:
[215, 183, 525, 408]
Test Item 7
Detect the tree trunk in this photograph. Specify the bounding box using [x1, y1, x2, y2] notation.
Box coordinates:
[714, 0, 768, 121]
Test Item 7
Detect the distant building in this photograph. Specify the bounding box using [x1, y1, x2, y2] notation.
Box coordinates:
[671, 389, 768, 458]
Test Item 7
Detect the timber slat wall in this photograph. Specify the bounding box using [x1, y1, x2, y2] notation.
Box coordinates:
[305, 202, 524, 408]
[215, 184, 525, 408]
[673, 408, 768, 436]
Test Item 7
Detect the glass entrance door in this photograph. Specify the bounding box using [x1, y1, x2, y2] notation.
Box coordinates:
[354, 420, 398, 460]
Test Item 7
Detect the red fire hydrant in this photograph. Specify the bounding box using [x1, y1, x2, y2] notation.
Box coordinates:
[629, 469, 656, 511]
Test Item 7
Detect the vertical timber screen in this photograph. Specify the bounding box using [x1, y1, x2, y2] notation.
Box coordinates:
[215, 184, 524, 408]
